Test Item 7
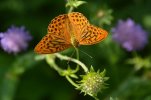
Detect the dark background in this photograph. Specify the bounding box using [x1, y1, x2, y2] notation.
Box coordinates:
[0, 0, 151, 100]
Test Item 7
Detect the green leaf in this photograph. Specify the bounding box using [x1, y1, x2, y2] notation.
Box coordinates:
[73, 1, 87, 8]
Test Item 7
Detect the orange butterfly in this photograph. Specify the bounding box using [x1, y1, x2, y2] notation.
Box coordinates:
[34, 12, 108, 54]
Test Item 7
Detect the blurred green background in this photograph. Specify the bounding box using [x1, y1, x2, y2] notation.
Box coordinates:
[0, 0, 151, 100]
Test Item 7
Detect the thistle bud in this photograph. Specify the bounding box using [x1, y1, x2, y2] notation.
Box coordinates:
[78, 67, 109, 99]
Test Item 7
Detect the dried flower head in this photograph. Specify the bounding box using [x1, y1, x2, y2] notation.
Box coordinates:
[112, 19, 148, 51]
[0, 26, 32, 54]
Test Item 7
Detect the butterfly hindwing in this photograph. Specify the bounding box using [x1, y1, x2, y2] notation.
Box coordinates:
[79, 25, 108, 45]
[34, 33, 71, 54]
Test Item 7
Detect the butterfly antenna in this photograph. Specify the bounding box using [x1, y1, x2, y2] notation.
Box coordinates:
[79, 49, 93, 59]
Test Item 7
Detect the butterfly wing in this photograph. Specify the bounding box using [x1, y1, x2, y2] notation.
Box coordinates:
[68, 12, 108, 45]
[79, 25, 108, 45]
[34, 14, 71, 54]
[68, 12, 89, 42]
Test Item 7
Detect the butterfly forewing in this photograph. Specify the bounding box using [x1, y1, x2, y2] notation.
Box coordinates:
[48, 14, 71, 44]
[79, 25, 108, 45]
[34, 14, 71, 54]
[68, 12, 89, 41]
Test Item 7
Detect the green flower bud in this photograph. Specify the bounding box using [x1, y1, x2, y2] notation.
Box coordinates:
[66, 0, 87, 8]
[78, 67, 109, 99]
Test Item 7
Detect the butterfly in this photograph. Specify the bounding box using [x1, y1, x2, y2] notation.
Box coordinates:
[34, 12, 108, 54]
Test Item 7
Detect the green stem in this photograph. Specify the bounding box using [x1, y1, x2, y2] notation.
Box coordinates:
[75, 48, 79, 60]
[54, 53, 88, 73]
[45, 54, 63, 73]
[1, 72, 18, 100]
[68, 6, 74, 13]
[1, 52, 36, 100]
[75, 48, 80, 68]
[132, 51, 138, 57]
[45, 54, 81, 88]
[65, 76, 79, 88]
[66, 0, 74, 13]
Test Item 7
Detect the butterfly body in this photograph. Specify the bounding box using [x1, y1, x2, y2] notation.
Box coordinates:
[34, 12, 108, 54]
[65, 17, 79, 47]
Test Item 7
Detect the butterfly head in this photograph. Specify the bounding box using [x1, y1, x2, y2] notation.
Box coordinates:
[71, 37, 80, 48]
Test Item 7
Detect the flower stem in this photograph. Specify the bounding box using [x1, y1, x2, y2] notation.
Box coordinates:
[54, 53, 88, 73]
[75, 48, 80, 69]
[68, 7, 74, 13]
[65, 75, 79, 88]
[1, 72, 18, 100]
[67, 0, 74, 13]
[45, 54, 63, 73]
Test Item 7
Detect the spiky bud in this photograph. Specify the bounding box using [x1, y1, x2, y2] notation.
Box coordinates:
[78, 67, 109, 99]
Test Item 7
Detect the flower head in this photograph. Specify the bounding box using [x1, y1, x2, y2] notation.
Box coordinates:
[78, 67, 109, 99]
[0, 26, 32, 54]
[112, 19, 148, 51]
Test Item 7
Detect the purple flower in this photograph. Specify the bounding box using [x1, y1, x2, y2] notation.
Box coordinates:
[0, 26, 32, 54]
[112, 19, 148, 51]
